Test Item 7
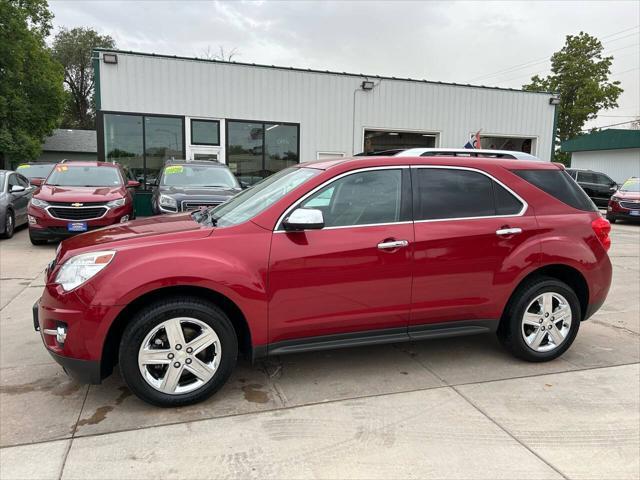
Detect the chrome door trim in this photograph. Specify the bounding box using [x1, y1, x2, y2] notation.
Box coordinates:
[411, 165, 528, 224]
[378, 240, 409, 249]
[274, 165, 410, 231]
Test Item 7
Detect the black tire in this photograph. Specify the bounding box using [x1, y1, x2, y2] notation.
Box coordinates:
[1, 209, 15, 239]
[119, 296, 238, 407]
[498, 276, 581, 362]
[606, 215, 617, 224]
[29, 229, 48, 245]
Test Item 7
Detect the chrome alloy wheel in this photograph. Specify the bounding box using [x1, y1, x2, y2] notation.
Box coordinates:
[5, 213, 14, 236]
[138, 317, 221, 395]
[521, 292, 572, 353]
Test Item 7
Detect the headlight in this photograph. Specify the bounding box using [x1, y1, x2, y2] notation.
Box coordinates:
[31, 198, 49, 208]
[55, 251, 116, 291]
[107, 197, 126, 208]
[159, 194, 177, 208]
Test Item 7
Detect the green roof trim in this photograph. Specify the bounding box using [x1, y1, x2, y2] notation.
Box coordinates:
[561, 129, 640, 153]
[93, 48, 555, 95]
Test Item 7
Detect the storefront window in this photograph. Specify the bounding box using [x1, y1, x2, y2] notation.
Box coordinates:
[191, 119, 220, 145]
[101, 113, 184, 189]
[104, 114, 144, 183]
[227, 120, 299, 186]
[145, 116, 184, 188]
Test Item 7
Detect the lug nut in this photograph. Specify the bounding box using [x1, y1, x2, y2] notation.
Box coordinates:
[186, 347, 193, 354]
[538, 319, 543, 324]
[173, 362, 181, 368]
[185, 358, 192, 364]
[545, 313, 549, 317]
[168, 353, 174, 359]
[541, 326, 545, 330]
[175, 344, 182, 350]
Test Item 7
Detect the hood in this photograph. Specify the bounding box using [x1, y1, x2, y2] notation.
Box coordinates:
[614, 190, 640, 200]
[36, 185, 126, 202]
[59, 212, 209, 255]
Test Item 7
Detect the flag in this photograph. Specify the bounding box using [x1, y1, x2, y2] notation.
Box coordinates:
[464, 130, 482, 149]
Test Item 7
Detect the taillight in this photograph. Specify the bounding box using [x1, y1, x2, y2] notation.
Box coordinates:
[592, 217, 611, 251]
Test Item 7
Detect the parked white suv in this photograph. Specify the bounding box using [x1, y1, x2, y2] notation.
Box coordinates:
[394, 148, 543, 161]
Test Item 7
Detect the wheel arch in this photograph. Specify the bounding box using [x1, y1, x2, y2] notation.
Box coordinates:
[500, 263, 589, 328]
[101, 285, 252, 379]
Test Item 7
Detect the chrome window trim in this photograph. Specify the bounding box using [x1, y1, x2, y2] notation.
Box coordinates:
[411, 165, 528, 223]
[45, 205, 110, 221]
[274, 165, 410, 231]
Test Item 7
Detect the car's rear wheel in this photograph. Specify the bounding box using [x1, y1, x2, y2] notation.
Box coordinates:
[119, 296, 237, 407]
[1, 210, 15, 239]
[498, 276, 581, 362]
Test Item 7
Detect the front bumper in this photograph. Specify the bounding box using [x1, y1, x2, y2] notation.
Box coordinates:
[28, 204, 132, 239]
[48, 349, 102, 384]
[607, 202, 640, 221]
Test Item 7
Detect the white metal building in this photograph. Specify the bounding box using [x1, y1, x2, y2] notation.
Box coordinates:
[563, 129, 640, 184]
[94, 48, 558, 189]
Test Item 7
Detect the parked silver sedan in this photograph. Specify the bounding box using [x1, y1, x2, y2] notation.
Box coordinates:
[0, 170, 35, 238]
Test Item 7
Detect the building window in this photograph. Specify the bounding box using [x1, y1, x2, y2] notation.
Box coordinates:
[191, 119, 220, 146]
[227, 120, 299, 186]
[363, 130, 437, 154]
[102, 113, 184, 189]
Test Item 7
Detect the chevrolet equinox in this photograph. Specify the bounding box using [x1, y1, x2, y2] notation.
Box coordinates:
[34, 156, 612, 407]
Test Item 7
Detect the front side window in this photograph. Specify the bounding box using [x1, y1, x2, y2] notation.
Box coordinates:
[191, 120, 220, 146]
[161, 165, 239, 188]
[300, 169, 403, 227]
[208, 167, 320, 227]
[46, 165, 123, 187]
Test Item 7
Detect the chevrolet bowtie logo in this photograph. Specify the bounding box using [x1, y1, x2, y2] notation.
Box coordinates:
[71, 203, 83, 207]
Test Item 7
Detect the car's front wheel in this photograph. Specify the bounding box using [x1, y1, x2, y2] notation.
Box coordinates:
[1, 210, 15, 239]
[119, 296, 238, 407]
[498, 276, 581, 362]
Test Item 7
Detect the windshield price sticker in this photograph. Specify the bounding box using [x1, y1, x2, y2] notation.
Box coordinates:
[165, 166, 184, 175]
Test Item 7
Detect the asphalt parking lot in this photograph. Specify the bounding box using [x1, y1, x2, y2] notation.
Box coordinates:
[0, 223, 638, 479]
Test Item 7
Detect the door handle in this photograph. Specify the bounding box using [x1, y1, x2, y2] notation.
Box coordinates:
[496, 227, 522, 236]
[377, 240, 409, 250]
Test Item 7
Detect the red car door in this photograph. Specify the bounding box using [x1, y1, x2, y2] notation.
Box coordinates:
[409, 166, 539, 334]
[267, 167, 414, 347]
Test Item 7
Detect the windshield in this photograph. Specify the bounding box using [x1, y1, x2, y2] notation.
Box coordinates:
[45, 165, 123, 187]
[161, 164, 239, 188]
[16, 164, 55, 179]
[202, 167, 320, 227]
[621, 178, 640, 192]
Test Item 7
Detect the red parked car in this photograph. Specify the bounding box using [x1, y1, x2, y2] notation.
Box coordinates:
[27, 161, 139, 244]
[34, 156, 612, 407]
[607, 177, 640, 223]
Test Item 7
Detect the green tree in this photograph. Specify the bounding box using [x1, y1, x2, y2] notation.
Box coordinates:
[0, 0, 65, 167]
[523, 32, 623, 165]
[52, 27, 115, 129]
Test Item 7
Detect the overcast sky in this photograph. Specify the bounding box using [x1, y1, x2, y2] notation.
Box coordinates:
[50, 0, 639, 130]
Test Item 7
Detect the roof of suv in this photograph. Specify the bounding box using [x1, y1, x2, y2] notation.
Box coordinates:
[303, 155, 559, 171]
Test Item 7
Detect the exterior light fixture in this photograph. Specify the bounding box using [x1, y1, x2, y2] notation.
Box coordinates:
[549, 97, 561, 105]
[103, 53, 118, 64]
[361, 80, 375, 90]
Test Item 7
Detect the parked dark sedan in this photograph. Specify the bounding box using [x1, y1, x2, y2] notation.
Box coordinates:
[151, 160, 242, 214]
[0, 170, 35, 238]
[566, 168, 618, 207]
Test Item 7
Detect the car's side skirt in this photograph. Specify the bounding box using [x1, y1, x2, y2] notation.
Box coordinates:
[252, 319, 498, 359]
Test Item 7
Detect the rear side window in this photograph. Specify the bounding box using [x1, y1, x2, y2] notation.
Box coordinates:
[413, 168, 523, 220]
[513, 169, 597, 212]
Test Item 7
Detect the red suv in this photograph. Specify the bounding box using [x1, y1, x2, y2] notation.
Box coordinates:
[34, 156, 612, 407]
[28, 161, 139, 244]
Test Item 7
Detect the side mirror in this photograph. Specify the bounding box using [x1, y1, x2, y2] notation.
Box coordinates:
[127, 180, 141, 188]
[283, 208, 324, 231]
[30, 178, 43, 187]
[10, 185, 25, 193]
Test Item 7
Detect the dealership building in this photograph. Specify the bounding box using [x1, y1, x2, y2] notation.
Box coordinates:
[94, 48, 558, 195]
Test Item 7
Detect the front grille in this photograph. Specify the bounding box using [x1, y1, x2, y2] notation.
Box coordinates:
[181, 201, 221, 211]
[48, 201, 108, 207]
[620, 201, 640, 210]
[48, 207, 107, 220]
